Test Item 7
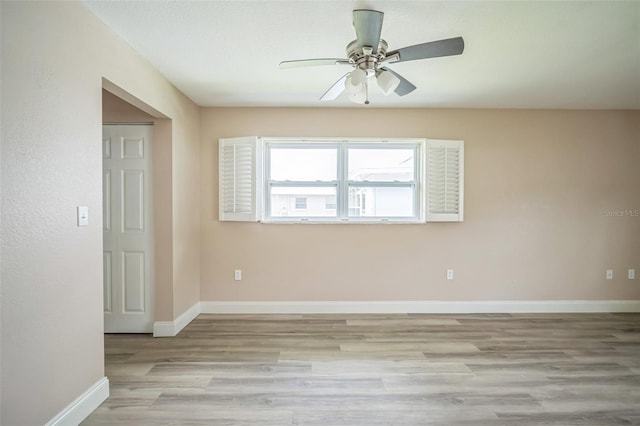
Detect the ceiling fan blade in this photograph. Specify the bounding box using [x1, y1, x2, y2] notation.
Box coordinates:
[353, 9, 384, 53]
[380, 67, 416, 96]
[320, 73, 350, 101]
[280, 59, 350, 69]
[386, 37, 464, 63]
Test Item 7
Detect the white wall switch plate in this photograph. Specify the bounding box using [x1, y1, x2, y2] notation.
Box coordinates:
[628, 269, 636, 280]
[606, 269, 613, 280]
[77, 206, 89, 227]
[447, 269, 454, 280]
[234, 269, 242, 281]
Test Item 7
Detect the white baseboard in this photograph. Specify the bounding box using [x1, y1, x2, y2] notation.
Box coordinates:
[153, 301, 201, 337]
[46, 377, 109, 426]
[199, 300, 640, 314]
[149, 299, 639, 336]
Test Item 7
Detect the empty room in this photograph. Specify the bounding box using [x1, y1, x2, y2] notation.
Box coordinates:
[1, 1, 639, 425]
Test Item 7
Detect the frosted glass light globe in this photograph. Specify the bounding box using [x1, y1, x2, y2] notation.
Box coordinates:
[377, 70, 401, 96]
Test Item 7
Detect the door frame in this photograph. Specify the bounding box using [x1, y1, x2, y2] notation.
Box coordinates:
[101, 79, 173, 336]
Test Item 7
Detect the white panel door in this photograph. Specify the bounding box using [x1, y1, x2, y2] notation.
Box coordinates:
[103, 125, 154, 333]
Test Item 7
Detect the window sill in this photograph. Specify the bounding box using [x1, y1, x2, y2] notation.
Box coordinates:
[261, 219, 425, 225]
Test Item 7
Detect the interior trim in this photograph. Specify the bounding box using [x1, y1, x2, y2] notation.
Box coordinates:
[153, 302, 201, 337]
[150, 299, 640, 339]
[45, 377, 109, 426]
[199, 300, 640, 314]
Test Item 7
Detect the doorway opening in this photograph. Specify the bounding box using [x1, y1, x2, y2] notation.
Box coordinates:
[101, 80, 172, 334]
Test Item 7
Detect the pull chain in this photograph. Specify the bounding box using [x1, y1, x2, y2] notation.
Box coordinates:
[364, 78, 370, 105]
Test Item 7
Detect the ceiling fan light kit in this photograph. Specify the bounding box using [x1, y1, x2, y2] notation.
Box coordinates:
[279, 9, 465, 105]
[376, 69, 401, 96]
[345, 67, 367, 95]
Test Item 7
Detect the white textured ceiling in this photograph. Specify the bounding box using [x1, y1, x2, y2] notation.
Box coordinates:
[83, 1, 640, 109]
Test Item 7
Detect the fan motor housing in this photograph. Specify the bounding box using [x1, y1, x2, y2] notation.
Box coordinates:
[346, 39, 388, 71]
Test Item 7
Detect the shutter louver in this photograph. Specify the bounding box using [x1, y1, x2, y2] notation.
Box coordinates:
[426, 140, 464, 222]
[219, 137, 262, 221]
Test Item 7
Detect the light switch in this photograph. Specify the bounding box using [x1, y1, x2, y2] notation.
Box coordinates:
[77, 206, 89, 227]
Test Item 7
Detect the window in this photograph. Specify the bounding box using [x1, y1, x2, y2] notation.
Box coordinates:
[219, 137, 463, 223]
[294, 197, 307, 209]
[347, 146, 417, 219]
[264, 140, 421, 222]
[266, 143, 338, 219]
[325, 195, 337, 210]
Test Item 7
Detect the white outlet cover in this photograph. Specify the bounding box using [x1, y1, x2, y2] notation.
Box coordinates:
[629, 269, 636, 280]
[606, 269, 613, 280]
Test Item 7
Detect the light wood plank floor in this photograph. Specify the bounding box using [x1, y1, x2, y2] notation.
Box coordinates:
[83, 313, 640, 425]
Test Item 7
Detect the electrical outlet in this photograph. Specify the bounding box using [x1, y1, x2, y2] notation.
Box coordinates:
[606, 269, 613, 280]
[447, 269, 454, 280]
[234, 269, 242, 281]
[629, 269, 636, 280]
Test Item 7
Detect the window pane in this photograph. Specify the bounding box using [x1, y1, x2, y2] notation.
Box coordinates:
[348, 148, 414, 181]
[270, 148, 337, 181]
[294, 197, 307, 209]
[348, 186, 414, 217]
[271, 187, 337, 217]
[325, 195, 337, 210]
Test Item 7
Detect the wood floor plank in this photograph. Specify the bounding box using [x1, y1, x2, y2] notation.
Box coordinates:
[311, 360, 471, 376]
[340, 341, 480, 353]
[278, 349, 428, 362]
[82, 313, 640, 425]
[204, 376, 386, 395]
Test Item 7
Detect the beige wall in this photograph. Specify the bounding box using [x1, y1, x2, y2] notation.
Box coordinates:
[102, 89, 155, 123]
[200, 108, 640, 302]
[0, 1, 638, 424]
[0, 2, 200, 425]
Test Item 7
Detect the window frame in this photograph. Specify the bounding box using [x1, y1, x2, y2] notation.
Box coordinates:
[263, 138, 424, 223]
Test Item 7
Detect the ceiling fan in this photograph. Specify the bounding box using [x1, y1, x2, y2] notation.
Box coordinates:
[279, 9, 464, 104]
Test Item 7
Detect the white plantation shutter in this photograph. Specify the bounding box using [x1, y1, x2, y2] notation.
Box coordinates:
[426, 139, 464, 222]
[219, 137, 262, 221]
